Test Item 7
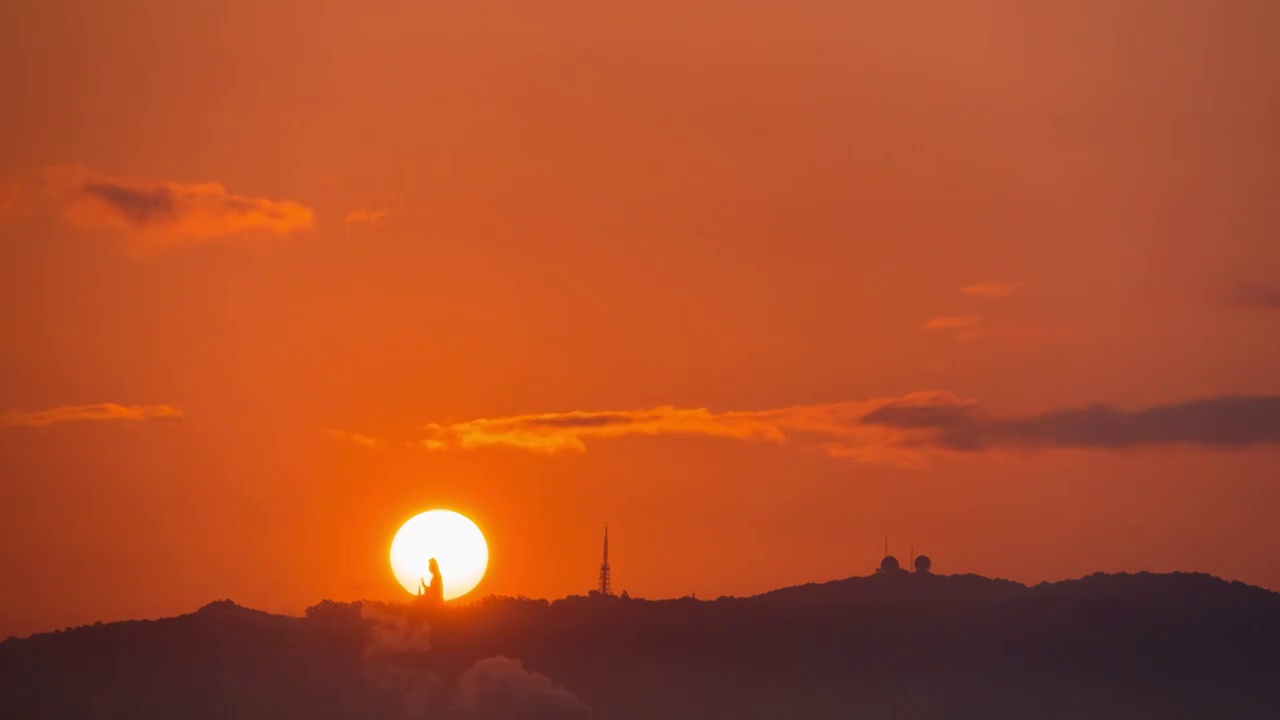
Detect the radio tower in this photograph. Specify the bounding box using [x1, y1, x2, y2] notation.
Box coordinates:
[597, 526, 613, 596]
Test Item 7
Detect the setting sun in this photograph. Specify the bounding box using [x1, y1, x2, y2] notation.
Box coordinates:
[389, 510, 488, 601]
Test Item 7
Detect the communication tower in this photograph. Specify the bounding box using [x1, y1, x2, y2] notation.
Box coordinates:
[597, 526, 613, 595]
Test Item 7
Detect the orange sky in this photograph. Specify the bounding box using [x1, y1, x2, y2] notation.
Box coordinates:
[2, 1, 1279, 638]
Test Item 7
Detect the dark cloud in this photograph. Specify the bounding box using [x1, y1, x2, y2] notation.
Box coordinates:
[1230, 281, 1280, 309]
[860, 401, 977, 430]
[865, 395, 1280, 451]
[81, 183, 177, 226]
[46, 164, 312, 249]
[524, 412, 650, 429]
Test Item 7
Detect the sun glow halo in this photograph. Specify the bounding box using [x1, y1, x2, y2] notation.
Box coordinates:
[389, 510, 488, 601]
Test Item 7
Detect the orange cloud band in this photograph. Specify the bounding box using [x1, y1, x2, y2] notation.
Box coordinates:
[2, 403, 182, 427]
[326, 394, 1280, 467]
[326, 392, 966, 467]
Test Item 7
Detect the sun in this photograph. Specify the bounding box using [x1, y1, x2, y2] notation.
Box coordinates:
[389, 510, 489, 601]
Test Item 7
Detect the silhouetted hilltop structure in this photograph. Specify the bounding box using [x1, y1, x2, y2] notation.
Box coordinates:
[416, 557, 445, 606]
[874, 541, 933, 576]
[596, 526, 613, 596]
[876, 554, 903, 573]
[4, 571, 1280, 719]
[747, 568, 1028, 609]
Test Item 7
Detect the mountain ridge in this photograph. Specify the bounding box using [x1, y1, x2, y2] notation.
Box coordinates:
[5, 570, 1279, 719]
[7, 569, 1280, 645]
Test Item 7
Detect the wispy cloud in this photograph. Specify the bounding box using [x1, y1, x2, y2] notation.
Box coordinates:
[327, 395, 944, 466]
[345, 208, 388, 227]
[424, 406, 792, 454]
[961, 281, 1021, 298]
[2, 403, 182, 427]
[46, 165, 312, 250]
[328, 393, 1280, 467]
[1229, 281, 1280, 310]
[920, 315, 983, 330]
[321, 428, 388, 448]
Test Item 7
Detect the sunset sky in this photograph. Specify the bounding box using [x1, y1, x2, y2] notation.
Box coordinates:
[2, 1, 1279, 638]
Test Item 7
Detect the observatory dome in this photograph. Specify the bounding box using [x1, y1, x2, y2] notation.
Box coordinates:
[914, 555, 932, 573]
[878, 556, 901, 573]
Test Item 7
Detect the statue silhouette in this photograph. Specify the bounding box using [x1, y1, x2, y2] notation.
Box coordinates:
[425, 557, 443, 605]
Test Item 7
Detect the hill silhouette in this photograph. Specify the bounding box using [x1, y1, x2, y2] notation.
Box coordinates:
[3, 571, 1279, 719]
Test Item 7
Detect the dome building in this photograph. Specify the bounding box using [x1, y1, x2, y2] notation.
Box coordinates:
[877, 555, 902, 574]
[874, 539, 935, 575]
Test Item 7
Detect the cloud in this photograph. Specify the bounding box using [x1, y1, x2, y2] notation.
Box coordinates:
[860, 398, 977, 429]
[452, 656, 591, 720]
[418, 403, 840, 455]
[360, 604, 438, 719]
[919, 314, 1064, 341]
[345, 208, 388, 226]
[321, 392, 1280, 467]
[45, 165, 312, 249]
[1229, 281, 1280, 309]
[961, 281, 1021, 298]
[322, 428, 388, 448]
[1, 403, 182, 427]
[919, 315, 983, 330]
[354, 606, 588, 719]
[362, 603, 433, 657]
[382, 392, 943, 465]
[864, 394, 1280, 451]
[0, 174, 27, 220]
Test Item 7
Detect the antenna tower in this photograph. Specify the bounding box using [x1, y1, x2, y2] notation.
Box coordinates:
[597, 526, 613, 595]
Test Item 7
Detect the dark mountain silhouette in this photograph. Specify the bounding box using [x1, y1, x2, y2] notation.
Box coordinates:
[4, 571, 1280, 719]
[746, 569, 1028, 608]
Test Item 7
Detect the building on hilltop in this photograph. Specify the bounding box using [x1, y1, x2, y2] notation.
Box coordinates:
[877, 538, 934, 575]
[878, 555, 904, 574]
